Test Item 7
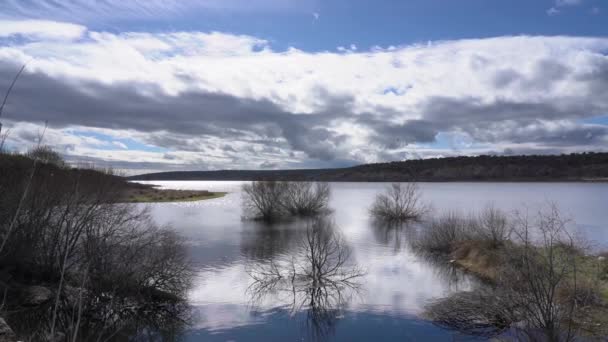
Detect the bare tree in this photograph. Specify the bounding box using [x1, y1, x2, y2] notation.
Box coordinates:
[242, 181, 287, 221]
[370, 183, 426, 222]
[282, 182, 330, 216]
[242, 181, 331, 221]
[473, 204, 511, 248]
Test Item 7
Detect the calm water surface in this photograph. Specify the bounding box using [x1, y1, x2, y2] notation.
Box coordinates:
[136, 181, 608, 341]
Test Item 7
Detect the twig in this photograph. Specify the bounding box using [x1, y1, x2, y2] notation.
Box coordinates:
[0, 64, 26, 119]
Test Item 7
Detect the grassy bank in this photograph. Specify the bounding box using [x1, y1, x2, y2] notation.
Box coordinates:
[121, 186, 227, 203]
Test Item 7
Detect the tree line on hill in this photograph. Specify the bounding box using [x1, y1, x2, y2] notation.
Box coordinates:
[129, 152, 608, 182]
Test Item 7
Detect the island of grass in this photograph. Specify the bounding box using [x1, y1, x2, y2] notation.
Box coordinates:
[121, 183, 227, 203]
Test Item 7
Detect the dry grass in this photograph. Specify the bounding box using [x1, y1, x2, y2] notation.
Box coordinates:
[450, 240, 505, 282]
[122, 188, 227, 203]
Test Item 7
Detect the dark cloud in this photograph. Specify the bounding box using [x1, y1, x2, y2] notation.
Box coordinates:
[0, 62, 349, 162]
[2, 53, 608, 171]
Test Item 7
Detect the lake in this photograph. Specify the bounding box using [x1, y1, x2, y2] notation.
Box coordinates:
[136, 181, 608, 341]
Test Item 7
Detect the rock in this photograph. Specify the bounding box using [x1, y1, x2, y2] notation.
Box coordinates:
[0, 317, 16, 342]
[22, 285, 53, 306]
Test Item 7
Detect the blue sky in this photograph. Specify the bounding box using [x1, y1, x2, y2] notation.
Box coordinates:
[5, 0, 607, 50]
[0, 0, 607, 173]
[166, 0, 604, 50]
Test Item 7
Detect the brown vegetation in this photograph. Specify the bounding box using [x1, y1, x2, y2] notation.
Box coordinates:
[120, 185, 226, 203]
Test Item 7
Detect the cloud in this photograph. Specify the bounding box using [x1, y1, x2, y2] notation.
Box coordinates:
[1, 27, 608, 171]
[0, 20, 86, 40]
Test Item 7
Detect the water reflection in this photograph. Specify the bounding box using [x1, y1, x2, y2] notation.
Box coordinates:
[247, 218, 365, 341]
[371, 220, 418, 253]
[136, 181, 608, 341]
[240, 220, 307, 261]
[6, 287, 192, 342]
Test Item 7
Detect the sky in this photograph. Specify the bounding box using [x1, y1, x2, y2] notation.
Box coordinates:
[0, 0, 607, 173]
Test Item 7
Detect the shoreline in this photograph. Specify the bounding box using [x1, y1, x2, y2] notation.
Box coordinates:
[120, 184, 227, 203]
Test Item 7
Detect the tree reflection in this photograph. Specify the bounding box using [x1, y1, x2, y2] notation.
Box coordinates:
[240, 220, 306, 261]
[6, 291, 192, 342]
[247, 218, 365, 341]
[371, 219, 418, 253]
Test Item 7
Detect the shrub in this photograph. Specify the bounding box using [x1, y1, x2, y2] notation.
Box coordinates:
[415, 206, 510, 255]
[242, 181, 330, 221]
[242, 181, 287, 221]
[471, 205, 510, 247]
[415, 212, 473, 253]
[282, 182, 330, 216]
[26, 145, 66, 168]
[370, 183, 425, 222]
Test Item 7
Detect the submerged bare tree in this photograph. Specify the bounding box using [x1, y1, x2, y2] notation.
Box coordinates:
[247, 218, 364, 341]
[242, 181, 331, 221]
[425, 206, 604, 341]
[242, 181, 287, 221]
[370, 183, 426, 222]
[282, 182, 330, 216]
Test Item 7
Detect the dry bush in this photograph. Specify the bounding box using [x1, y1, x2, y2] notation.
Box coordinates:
[242, 181, 287, 221]
[242, 181, 330, 221]
[415, 212, 473, 253]
[370, 183, 426, 222]
[425, 206, 603, 341]
[415, 206, 510, 255]
[471, 204, 511, 248]
[282, 182, 330, 216]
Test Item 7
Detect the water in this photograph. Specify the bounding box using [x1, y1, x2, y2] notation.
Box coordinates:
[136, 181, 608, 341]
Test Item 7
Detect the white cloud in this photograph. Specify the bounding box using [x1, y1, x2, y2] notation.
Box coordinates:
[0, 20, 86, 40]
[547, 7, 560, 16]
[1, 23, 608, 171]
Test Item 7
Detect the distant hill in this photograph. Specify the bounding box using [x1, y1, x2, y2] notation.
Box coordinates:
[128, 152, 608, 182]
